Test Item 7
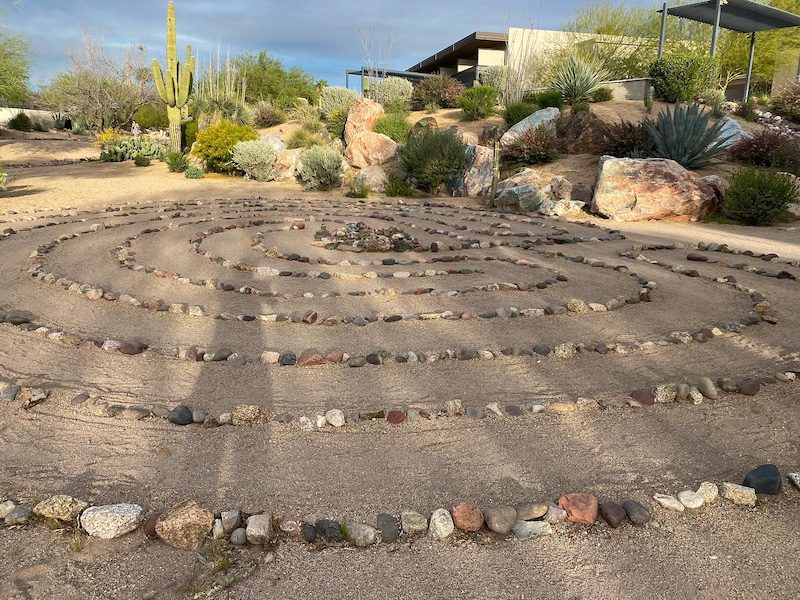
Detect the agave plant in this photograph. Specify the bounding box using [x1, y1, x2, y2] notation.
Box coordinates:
[646, 102, 732, 170]
[550, 53, 609, 105]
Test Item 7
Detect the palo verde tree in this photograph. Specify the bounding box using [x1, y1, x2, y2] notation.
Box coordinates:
[152, 0, 196, 153]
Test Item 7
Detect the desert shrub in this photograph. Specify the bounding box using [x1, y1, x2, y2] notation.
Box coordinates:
[772, 80, 800, 122]
[345, 181, 370, 198]
[185, 166, 205, 179]
[571, 99, 591, 113]
[0, 166, 8, 192]
[734, 98, 757, 121]
[591, 86, 614, 103]
[504, 102, 537, 127]
[646, 103, 729, 169]
[287, 128, 324, 149]
[722, 167, 798, 225]
[133, 155, 151, 167]
[325, 108, 348, 140]
[728, 129, 800, 174]
[551, 54, 608, 104]
[298, 145, 342, 190]
[8, 112, 32, 132]
[231, 139, 277, 181]
[182, 121, 199, 150]
[384, 175, 415, 197]
[253, 101, 286, 128]
[399, 128, 467, 192]
[319, 86, 359, 118]
[96, 128, 124, 149]
[164, 152, 188, 173]
[425, 102, 440, 114]
[288, 98, 322, 131]
[99, 136, 165, 162]
[412, 74, 466, 109]
[374, 113, 412, 143]
[649, 53, 718, 102]
[31, 119, 53, 132]
[458, 85, 498, 121]
[527, 89, 564, 110]
[502, 126, 559, 167]
[368, 77, 413, 110]
[702, 89, 727, 118]
[193, 121, 258, 173]
[553, 111, 601, 153]
[594, 118, 653, 157]
[134, 104, 169, 130]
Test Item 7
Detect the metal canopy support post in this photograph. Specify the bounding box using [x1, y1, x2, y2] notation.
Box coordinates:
[710, 0, 722, 56]
[744, 31, 756, 101]
[345, 71, 350, 90]
[658, 2, 668, 59]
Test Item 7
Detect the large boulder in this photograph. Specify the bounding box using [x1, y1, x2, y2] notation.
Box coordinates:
[500, 107, 560, 147]
[354, 165, 388, 192]
[493, 184, 549, 212]
[274, 148, 302, 181]
[591, 156, 720, 222]
[344, 131, 397, 168]
[261, 133, 287, 152]
[411, 116, 438, 134]
[451, 144, 494, 197]
[718, 116, 748, 148]
[492, 171, 587, 216]
[497, 168, 546, 192]
[344, 98, 385, 144]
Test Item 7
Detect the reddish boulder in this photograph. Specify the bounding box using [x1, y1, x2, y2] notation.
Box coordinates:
[344, 98, 385, 144]
[558, 493, 599, 525]
[344, 132, 397, 168]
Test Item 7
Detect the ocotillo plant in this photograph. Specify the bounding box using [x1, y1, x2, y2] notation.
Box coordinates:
[152, 1, 196, 153]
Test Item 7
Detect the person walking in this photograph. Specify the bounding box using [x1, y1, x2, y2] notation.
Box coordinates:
[63, 115, 73, 140]
[131, 120, 142, 137]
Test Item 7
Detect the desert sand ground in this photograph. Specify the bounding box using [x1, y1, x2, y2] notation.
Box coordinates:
[0, 107, 798, 600]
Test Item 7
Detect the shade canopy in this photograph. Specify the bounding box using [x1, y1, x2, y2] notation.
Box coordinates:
[662, 0, 800, 33]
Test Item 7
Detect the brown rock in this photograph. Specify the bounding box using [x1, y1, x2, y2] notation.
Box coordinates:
[629, 389, 655, 406]
[591, 157, 719, 222]
[558, 493, 599, 525]
[451, 502, 484, 532]
[386, 410, 405, 424]
[345, 98, 385, 143]
[274, 148, 302, 181]
[297, 349, 327, 367]
[344, 131, 397, 168]
[231, 404, 267, 425]
[155, 500, 213, 550]
[496, 168, 546, 192]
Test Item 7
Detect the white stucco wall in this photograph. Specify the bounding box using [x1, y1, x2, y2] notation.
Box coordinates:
[0, 108, 55, 127]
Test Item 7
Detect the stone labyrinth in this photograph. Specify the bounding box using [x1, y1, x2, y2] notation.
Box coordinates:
[0, 196, 799, 534]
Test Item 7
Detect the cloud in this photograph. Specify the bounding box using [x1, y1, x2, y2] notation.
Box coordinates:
[3, 0, 591, 88]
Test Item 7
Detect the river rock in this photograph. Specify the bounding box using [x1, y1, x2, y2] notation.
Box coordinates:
[80, 503, 144, 539]
[33, 495, 88, 522]
[512, 520, 552, 540]
[599, 501, 627, 528]
[428, 508, 455, 540]
[622, 500, 650, 525]
[653, 493, 684, 511]
[155, 500, 214, 550]
[558, 493, 599, 525]
[720, 482, 757, 506]
[483, 506, 517, 534]
[677, 490, 704, 509]
[400, 510, 427, 536]
[451, 502, 484, 532]
[742, 464, 782, 495]
[345, 521, 379, 547]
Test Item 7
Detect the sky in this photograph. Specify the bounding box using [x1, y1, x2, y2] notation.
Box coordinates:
[0, 0, 645, 89]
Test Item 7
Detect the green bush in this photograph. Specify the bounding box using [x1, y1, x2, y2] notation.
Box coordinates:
[31, 119, 53, 132]
[165, 152, 188, 173]
[723, 167, 798, 225]
[412, 74, 466, 108]
[185, 166, 205, 179]
[646, 102, 729, 169]
[504, 101, 537, 127]
[325, 108, 348, 140]
[425, 102, 440, 114]
[298, 145, 342, 190]
[368, 77, 413, 110]
[458, 86, 498, 121]
[591, 86, 614, 103]
[649, 53, 718, 102]
[182, 121, 199, 150]
[8, 112, 32, 132]
[133, 155, 151, 167]
[134, 104, 169, 130]
[374, 113, 412, 143]
[502, 126, 559, 167]
[772, 80, 800, 122]
[384, 175, 415, 197]
[571, 99, 591, 113]
[253, 101, 286, 128]
[399, 128, 467, 192]
[193, 121, 258, 173]
[288, 98, 322, 131]
[735, 98, 757, 121]
[231, 139, 277, 181]
[319, 86, 359, 118]
[527, 89, 564, 110]
[287, 128, 324, 149]
[551, 54, 608, 105]
[345, 182, 370, 198]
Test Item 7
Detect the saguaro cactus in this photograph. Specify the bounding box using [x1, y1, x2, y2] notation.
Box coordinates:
[152, 1, 196, 153]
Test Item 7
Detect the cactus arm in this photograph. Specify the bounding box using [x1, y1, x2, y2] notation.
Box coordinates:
[153, 60, 168, 104]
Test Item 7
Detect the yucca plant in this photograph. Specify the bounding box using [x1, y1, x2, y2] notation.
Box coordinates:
[646, 102, 732, 170]
[550, 54, 608, 105]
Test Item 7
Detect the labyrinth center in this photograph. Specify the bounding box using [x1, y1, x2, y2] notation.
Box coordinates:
[1, 196, 798, 511]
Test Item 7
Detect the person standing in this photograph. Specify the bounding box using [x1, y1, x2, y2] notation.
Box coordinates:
[63, 115, 73, 140]
[131, 120, 142, 137]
